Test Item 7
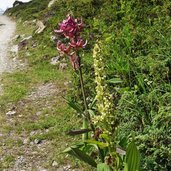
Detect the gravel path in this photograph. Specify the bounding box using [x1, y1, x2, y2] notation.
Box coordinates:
[0, 15, 16, 73]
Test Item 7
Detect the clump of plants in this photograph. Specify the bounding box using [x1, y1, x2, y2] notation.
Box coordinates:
[55, 14, 140, 171]
[6, 0, 171, 169]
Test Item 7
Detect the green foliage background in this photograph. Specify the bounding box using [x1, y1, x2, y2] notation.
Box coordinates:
[6, 0, 171, 170]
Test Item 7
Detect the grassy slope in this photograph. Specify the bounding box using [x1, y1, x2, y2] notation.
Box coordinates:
[1, 27, 70, 169]
[0, 1, 90, 170]
[2, 0, 171, 170]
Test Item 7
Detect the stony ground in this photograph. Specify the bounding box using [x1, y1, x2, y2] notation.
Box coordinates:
[0, 16, 89, 171]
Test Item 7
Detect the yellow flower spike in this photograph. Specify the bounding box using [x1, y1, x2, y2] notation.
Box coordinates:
[93, 42, 114, 125]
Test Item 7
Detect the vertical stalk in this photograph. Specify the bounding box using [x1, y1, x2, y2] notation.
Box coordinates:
[78, 56, 95, 140]
[78, 60, 89, 140]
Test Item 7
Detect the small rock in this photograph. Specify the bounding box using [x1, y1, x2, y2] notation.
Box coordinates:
[64, 81, 72, 86]
[32, 19, 37, 23]
[63, 165, 71, 171]
[36, 111, 42, 116]
[30, 141, 34, 145]
[13, 34, 20, 40]
[30, 131, 35, 136]
[34, 139, 41, 144]
[35, 21, 46, 34]
[52, 161, 58, 167]
[48, 0, 58, 8]
[50, 56, 60, 65]
[15, 156, 25, 167]
[50, 35, 57, 42]
[32, 151, 38, 155]
[59, 63, 68, 70]
[32, 43, 37, 48]
[23, 35, 32, 41]
[10, 45, 18, 53]
[6, 110, 16, 116]
[23, 138, 29, 145]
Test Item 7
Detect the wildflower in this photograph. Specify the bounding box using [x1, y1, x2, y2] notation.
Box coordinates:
[68, 52, 80, 70]
[55, 14, 84, 38]
[55, 14, 87, 70]
[57, 41, 71, 54]
[92, 43, 113, 124]
[69, 38, 87, 49]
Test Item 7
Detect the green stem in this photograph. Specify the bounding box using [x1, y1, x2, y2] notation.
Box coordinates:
[78, 56, 95, 140]
[78, 62, 89, 140]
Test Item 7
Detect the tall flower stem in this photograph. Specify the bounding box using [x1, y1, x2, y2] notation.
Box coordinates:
[78, 56, 95, 140]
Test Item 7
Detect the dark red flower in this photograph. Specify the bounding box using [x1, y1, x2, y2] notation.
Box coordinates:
[69, 53, 80, 70]
[55, 14, 86, 70]
[57, 41, 71, 54]
[69, 38, 87, 49]
[55, 14, 84, 39]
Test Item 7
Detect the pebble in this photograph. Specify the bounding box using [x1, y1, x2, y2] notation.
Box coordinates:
[63, 165, 71, 171]
[36, 111, 42, 116]
[50, 56, 60, 65]
[30, 131, 35, 136]
[10, 45, 19, 53]
[15, 156, 25, 167]
[6, 110, 16, 116]
[12, 34, 20, 40]
[64, 81, 72, 86]
[52, 161, 58, 167]
[23, 138, 29, 145]
[59, 63, 68, 70]
[34, 139, 41, 144]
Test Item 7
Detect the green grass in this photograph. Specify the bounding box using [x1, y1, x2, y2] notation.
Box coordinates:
[0, 15, 89, 170]
[0, 72, 30, 110]
[0, 155, 15, 168]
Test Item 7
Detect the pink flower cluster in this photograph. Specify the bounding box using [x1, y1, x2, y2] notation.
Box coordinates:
[55, 14, 87, 70]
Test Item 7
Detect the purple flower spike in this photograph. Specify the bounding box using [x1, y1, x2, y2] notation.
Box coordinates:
[55, 14, 87, 70]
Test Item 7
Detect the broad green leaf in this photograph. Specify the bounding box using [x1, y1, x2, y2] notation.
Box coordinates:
[106, 78, 123, 84]
[85, 140, 109, 149]
[100, 134, 110, 142]
[63, 97, 82, 113]
[63, 142, 85, 153]
[125, 141, 140, 171]
[124, 163, 128, 171]
[63, 146, 97, 167]
[66, 129, 91, 136]
[97, 163, 112, 171]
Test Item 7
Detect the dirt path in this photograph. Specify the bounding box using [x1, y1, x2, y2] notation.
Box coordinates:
[0, 16, 83, 171]
[0, 15, 16, 73]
